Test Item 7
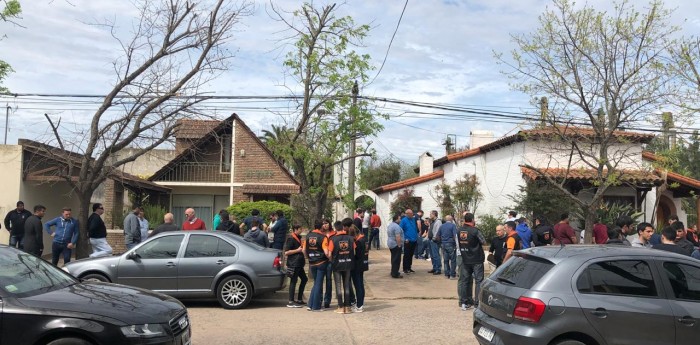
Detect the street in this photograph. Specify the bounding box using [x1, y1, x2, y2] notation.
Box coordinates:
[185, 248, 480, 345]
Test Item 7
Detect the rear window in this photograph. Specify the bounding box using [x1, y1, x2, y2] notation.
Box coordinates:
[491, 256, 554, 289]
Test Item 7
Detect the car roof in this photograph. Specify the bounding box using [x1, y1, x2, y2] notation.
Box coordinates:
[518, 244, 693, 263]
[154, 231, 271, 250]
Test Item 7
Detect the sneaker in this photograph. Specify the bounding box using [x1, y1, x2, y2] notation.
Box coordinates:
[287, 302, 302, 308]
[324, 303, 331, 309]
[433, 271, 442, 275]
[309, 308, 324, 312]
[296, 300, 306, 305]
[352, 306, 364, 313]
[428, 269, 435, 273]
[334, 307, 345, 314]
[343, 306, 352, 314]
[391, 274, 404, 279]
[306, 307, 311, 311]
[450, 276, 457, 280]
[464, 302, 473, 310]
[408, 269, 416, 273]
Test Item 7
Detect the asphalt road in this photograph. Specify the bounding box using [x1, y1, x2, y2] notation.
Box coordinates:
[185, 249, 482, 345]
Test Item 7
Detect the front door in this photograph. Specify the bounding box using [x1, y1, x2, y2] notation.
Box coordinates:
[575, 259, 675, 345]
[117, 234, 185, 292]
[177, 234, 237, 291]
[660, 261, 700, 345]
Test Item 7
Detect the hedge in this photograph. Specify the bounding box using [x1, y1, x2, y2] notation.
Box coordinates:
[227, 201, 293, 229]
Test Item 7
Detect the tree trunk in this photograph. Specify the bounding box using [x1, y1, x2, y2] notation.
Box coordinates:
[583, 203, 597, 244]
[76, 191, 93, 259]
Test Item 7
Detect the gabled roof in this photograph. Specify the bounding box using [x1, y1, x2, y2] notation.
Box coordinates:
[149, 113, 299, 185]
[434, 126, 655, 168]
[372, 170, 444, 194]
[519, 166, 663, 186]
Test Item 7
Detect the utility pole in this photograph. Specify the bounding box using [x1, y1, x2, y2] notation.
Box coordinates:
[539, 97, 548, 127]
[4, 105, 9, 145]
[347, 80, 359, 218]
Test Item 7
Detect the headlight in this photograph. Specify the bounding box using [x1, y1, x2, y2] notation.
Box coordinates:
[120, 323, 167, 338]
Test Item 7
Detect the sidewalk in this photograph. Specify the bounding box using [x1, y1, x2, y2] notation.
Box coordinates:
[297, 247, 489, 301]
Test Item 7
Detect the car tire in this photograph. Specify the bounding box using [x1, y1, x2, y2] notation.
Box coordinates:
[216, 275, 252, 309]
[553, 340, 586, 345]
[47, 337, 92, 345]
[81, 273, 110, 283]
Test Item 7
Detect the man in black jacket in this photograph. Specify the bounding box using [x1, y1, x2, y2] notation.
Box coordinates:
[23, 205, 46, 257]
[88, 203, 112, 257]
[457, 213, 486, 311]
[4, 201, 33, 249]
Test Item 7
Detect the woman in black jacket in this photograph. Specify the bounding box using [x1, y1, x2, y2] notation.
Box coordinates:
[532, 215, 554, 247]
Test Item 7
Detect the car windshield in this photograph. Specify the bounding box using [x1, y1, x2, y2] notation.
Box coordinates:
[0, 249, 77, 297]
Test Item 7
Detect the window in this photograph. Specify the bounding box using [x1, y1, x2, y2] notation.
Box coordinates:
[578, 260, 657, 297]
[185, 235, 236, 258]
[220, 134, 232, 173]
[490, 256, 554, 289]
[663, 262, 700, 301]
[0, 252, 76, 297]
[136, 235, 183, 259]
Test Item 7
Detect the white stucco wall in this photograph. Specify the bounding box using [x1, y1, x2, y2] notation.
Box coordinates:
[524, 141, 643, 171]
[0, 145, 23, 246]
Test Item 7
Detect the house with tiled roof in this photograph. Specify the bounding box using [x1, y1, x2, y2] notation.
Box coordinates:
[149, 114, 300, 228]
[370, 126, 700, 244]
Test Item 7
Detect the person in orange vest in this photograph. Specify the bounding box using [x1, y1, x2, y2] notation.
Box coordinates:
[284, 224, 307, 308]
[306, 221, 329, 311]
[350, 224, 369, 312]
[327, 218, 356, 314]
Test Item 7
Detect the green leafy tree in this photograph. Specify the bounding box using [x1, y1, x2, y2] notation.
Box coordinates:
[0, 0, 21, 93]
[269, 3, 384, 226]
[390, 189, 421, 216]
[497, 0, 678, 243]
[358, 158, 402, 191]
[509, 181, 581, 225]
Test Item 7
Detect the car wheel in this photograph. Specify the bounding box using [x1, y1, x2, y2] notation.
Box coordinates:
[47, 337, 92, 345]
[81, 273, 110, 283]
[216, 275, 252, 309]
[553, 340, 586, 345]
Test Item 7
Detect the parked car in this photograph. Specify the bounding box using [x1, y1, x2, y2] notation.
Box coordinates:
[0, 245, 191, 345]
[473, 245, 700, 345]
[63, 231, 285, 309]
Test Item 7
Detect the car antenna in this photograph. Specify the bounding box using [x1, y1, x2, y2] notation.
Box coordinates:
[553, 241, 565, 257]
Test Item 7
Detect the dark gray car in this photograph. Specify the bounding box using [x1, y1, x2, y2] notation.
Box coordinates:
[473, 245, 700, 345]
[63, 231, 285, 309]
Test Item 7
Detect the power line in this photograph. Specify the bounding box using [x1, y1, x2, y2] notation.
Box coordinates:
[367, 0, 408, 87]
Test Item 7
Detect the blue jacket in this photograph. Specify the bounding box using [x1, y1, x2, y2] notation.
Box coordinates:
[44, 216, 80, 244]
[400, 216, 418, 242]
[439, 222, 458, 245]
[516, 223, 532, 249]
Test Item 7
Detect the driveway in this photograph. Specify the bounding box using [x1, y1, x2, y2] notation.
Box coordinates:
[186, 248, 481, 344]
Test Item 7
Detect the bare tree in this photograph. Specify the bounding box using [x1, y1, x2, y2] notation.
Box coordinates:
[497, 0, 678, 242]
[40, 0, 251, 258]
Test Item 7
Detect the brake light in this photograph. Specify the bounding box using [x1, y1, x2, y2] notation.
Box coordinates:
[273, 256, 281, 269]
[513, 297, 546, 323]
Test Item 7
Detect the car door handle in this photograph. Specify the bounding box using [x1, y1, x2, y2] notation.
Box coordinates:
[590, 308, 608, 318]
[166, 262, 177, 267]
[216, 260, 226, 265]
[678, 316, 696, 326]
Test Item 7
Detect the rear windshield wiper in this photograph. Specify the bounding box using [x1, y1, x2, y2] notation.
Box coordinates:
[496, 277, 516, 285]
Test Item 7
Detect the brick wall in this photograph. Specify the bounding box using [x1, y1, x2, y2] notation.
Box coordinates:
[107, 229, 127, 255]
[234, 121, 296, 185]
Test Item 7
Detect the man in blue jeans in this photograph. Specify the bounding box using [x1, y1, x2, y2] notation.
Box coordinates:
[400, 209, 418, 274]
[44, 207, 80, 265]
[306, 221, 329, 311]
[458, 213, 486, 310]
[439, 215, 458, 279]
[427, 210, 443, 275]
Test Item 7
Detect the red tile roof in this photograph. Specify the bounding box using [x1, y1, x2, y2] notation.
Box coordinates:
[434, 126, 655, 168]
[642, 151, 700, 189]
[520, 166, 663, 185]
[373, 170, 444, 193]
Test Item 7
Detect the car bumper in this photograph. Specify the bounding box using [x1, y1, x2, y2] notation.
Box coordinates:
[257, 272, 286, 292]
[473, 307, 551, 345]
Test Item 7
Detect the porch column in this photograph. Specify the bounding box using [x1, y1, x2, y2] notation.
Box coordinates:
[696, 197, 700, 226]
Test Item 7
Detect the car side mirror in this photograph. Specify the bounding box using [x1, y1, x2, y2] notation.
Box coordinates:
[127, 252, 140, 261]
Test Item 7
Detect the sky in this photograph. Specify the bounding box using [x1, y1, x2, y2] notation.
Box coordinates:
[2, 0, 700, 163]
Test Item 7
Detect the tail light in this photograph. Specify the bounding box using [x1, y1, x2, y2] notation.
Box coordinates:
[273, 256, 281, 269]
[513, 297, 546, 323]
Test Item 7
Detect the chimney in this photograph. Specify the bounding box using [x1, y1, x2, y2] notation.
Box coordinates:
[662, 112, 676, 149]
[470, 130, 495, 149]
[419, 152, 434, 177]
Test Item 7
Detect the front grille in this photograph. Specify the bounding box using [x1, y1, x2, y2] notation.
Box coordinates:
[169, 312, 189, 336]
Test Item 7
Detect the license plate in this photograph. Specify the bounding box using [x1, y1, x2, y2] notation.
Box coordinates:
[181, 329, 191, 345]
[477, 326, 495, 342]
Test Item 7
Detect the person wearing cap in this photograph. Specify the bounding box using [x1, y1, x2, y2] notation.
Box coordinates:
[4, 201, 33, 249]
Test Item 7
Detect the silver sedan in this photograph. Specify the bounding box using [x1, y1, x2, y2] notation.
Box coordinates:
[63, 231, 285, 309]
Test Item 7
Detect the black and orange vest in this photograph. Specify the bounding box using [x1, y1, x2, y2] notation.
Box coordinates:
[306, 230, 327, 266]
[331, 231, 355, 271]
[355, 234, 369, 272]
